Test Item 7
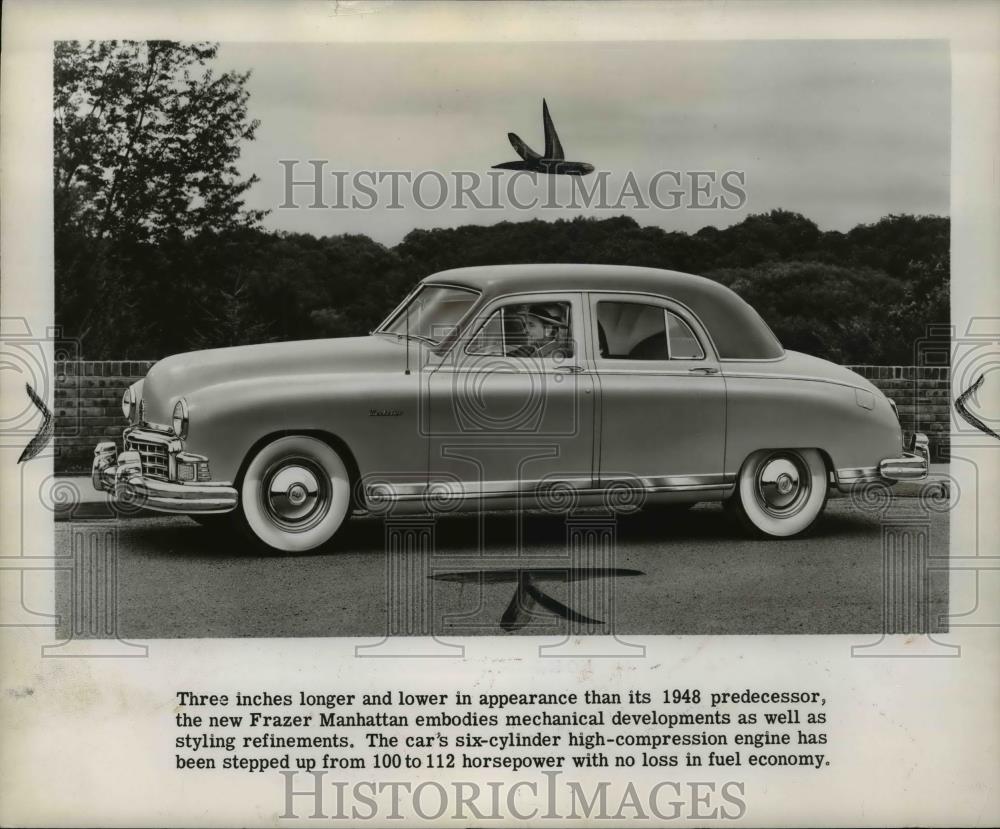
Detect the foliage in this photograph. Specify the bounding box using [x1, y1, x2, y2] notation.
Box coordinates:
[53, 43, 948, 363]
[56, 208, 950, 362]
[54, 40, 265, 354]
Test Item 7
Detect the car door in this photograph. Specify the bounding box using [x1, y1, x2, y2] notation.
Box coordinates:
[589, 292, 729, 495]
[426, 292, 595, 502]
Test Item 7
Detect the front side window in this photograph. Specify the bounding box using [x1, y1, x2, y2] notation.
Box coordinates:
[595, 301, 705, 360]
[381, 285, 479, 345]
[467, 301, 575, 358]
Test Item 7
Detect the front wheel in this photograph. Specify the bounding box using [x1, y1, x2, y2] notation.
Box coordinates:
[236, 435, 352, 554]
[727, 449, 827, 538]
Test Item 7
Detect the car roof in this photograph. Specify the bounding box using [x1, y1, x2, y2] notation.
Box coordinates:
[425, 263, 710, 296]
[422, 264, 784, 359]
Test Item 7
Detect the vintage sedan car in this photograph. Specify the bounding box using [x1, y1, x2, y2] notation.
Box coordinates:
[93, 264, 928, 552]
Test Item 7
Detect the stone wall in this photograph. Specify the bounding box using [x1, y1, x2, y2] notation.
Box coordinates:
[52, 361, 951, 473]
[55, 361, 156, 474]
[844, 366, 950, 461]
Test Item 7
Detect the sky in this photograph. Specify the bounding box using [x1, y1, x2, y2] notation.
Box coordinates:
[220, 39, 949, 245]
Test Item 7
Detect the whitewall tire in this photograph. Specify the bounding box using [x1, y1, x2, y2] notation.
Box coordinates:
[728, 449, 827, 538]
[237, 435, 351, 553]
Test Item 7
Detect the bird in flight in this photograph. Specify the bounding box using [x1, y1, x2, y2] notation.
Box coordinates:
[17, 383, 52, 463]
[492, 99, 594, 176]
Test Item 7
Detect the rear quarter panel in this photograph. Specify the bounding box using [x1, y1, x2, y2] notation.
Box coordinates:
[723, 366, 902, 476]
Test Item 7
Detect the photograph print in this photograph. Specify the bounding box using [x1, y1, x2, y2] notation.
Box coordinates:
[51, 38, 952, 639]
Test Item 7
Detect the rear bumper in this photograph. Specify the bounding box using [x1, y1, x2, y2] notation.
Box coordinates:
[836, 432, 930, 489]
[92, 441, 237, 514]
[878, 452, 929, 482]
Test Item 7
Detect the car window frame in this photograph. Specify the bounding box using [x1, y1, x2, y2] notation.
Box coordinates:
[588, 292, 717, 368]
[457, 292, 584, 364]
[376, 282, 483, 349]
[465, 306, 517, 357]
[664, 310, 706, 360]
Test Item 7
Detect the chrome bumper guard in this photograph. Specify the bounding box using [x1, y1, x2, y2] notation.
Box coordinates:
[91, 439, 237, 514]
[836, 433, 930, 489]
[879, 432, 930, 482]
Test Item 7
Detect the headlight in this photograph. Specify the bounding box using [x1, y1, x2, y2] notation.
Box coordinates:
[121, 386, 137, 421]
[172, 398, 189, 439]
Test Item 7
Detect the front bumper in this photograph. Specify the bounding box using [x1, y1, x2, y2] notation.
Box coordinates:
[92, 435, 237, 514]
[836, 432, 930, 489]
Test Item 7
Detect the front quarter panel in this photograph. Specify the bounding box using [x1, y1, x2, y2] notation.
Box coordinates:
[724, 369, 902, 476]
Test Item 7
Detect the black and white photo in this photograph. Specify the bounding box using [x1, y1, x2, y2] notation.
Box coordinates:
[1, 2, 998, 827]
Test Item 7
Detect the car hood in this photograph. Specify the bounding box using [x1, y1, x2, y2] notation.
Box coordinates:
[139, 335, 407, 425]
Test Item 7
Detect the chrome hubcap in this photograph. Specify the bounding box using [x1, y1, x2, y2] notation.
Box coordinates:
[754, 454, 810, 517]
[261, 458, 331, 532]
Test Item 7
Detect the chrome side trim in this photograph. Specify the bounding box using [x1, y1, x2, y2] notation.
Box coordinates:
[584, 368, 716, 377]
[602, 473, 735, 491]
[432, 364, 585, 374]
[721, 370, 874, 393]
[835, 466, 881, 488]
[365, 473, 734, 503]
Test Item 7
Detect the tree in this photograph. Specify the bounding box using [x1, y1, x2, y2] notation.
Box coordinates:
[707, 261, 910, 363]
[189, 274, 273, 350]
[54, 40, 264, 355]
[54, 40, 263, 242]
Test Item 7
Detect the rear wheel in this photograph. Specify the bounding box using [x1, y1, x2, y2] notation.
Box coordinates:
[236, 435, 351, 554]
[728, 449, 827, 538]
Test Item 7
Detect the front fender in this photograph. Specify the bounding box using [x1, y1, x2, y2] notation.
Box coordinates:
[181, 371, 424, 484]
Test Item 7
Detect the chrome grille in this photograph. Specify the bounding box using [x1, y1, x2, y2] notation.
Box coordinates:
[125, 434, 170, 481]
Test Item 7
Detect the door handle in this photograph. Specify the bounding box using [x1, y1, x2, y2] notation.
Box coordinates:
[689, 367, 719, 375]
[554, 365, 585, 374]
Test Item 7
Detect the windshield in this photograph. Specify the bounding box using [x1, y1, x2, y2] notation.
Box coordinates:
[380, 284, 480, 345]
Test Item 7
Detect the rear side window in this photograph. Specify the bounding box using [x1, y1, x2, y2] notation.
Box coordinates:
[595, 302, 666, 359]
[595, 302, 705, 360]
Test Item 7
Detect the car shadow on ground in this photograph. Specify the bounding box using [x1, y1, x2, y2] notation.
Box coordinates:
[102, 501, 881, 561]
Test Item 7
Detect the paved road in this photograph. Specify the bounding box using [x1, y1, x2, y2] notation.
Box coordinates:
[54, 501, 949, 639]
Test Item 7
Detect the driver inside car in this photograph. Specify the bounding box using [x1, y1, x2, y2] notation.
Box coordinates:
[505, 304, 573, 358]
